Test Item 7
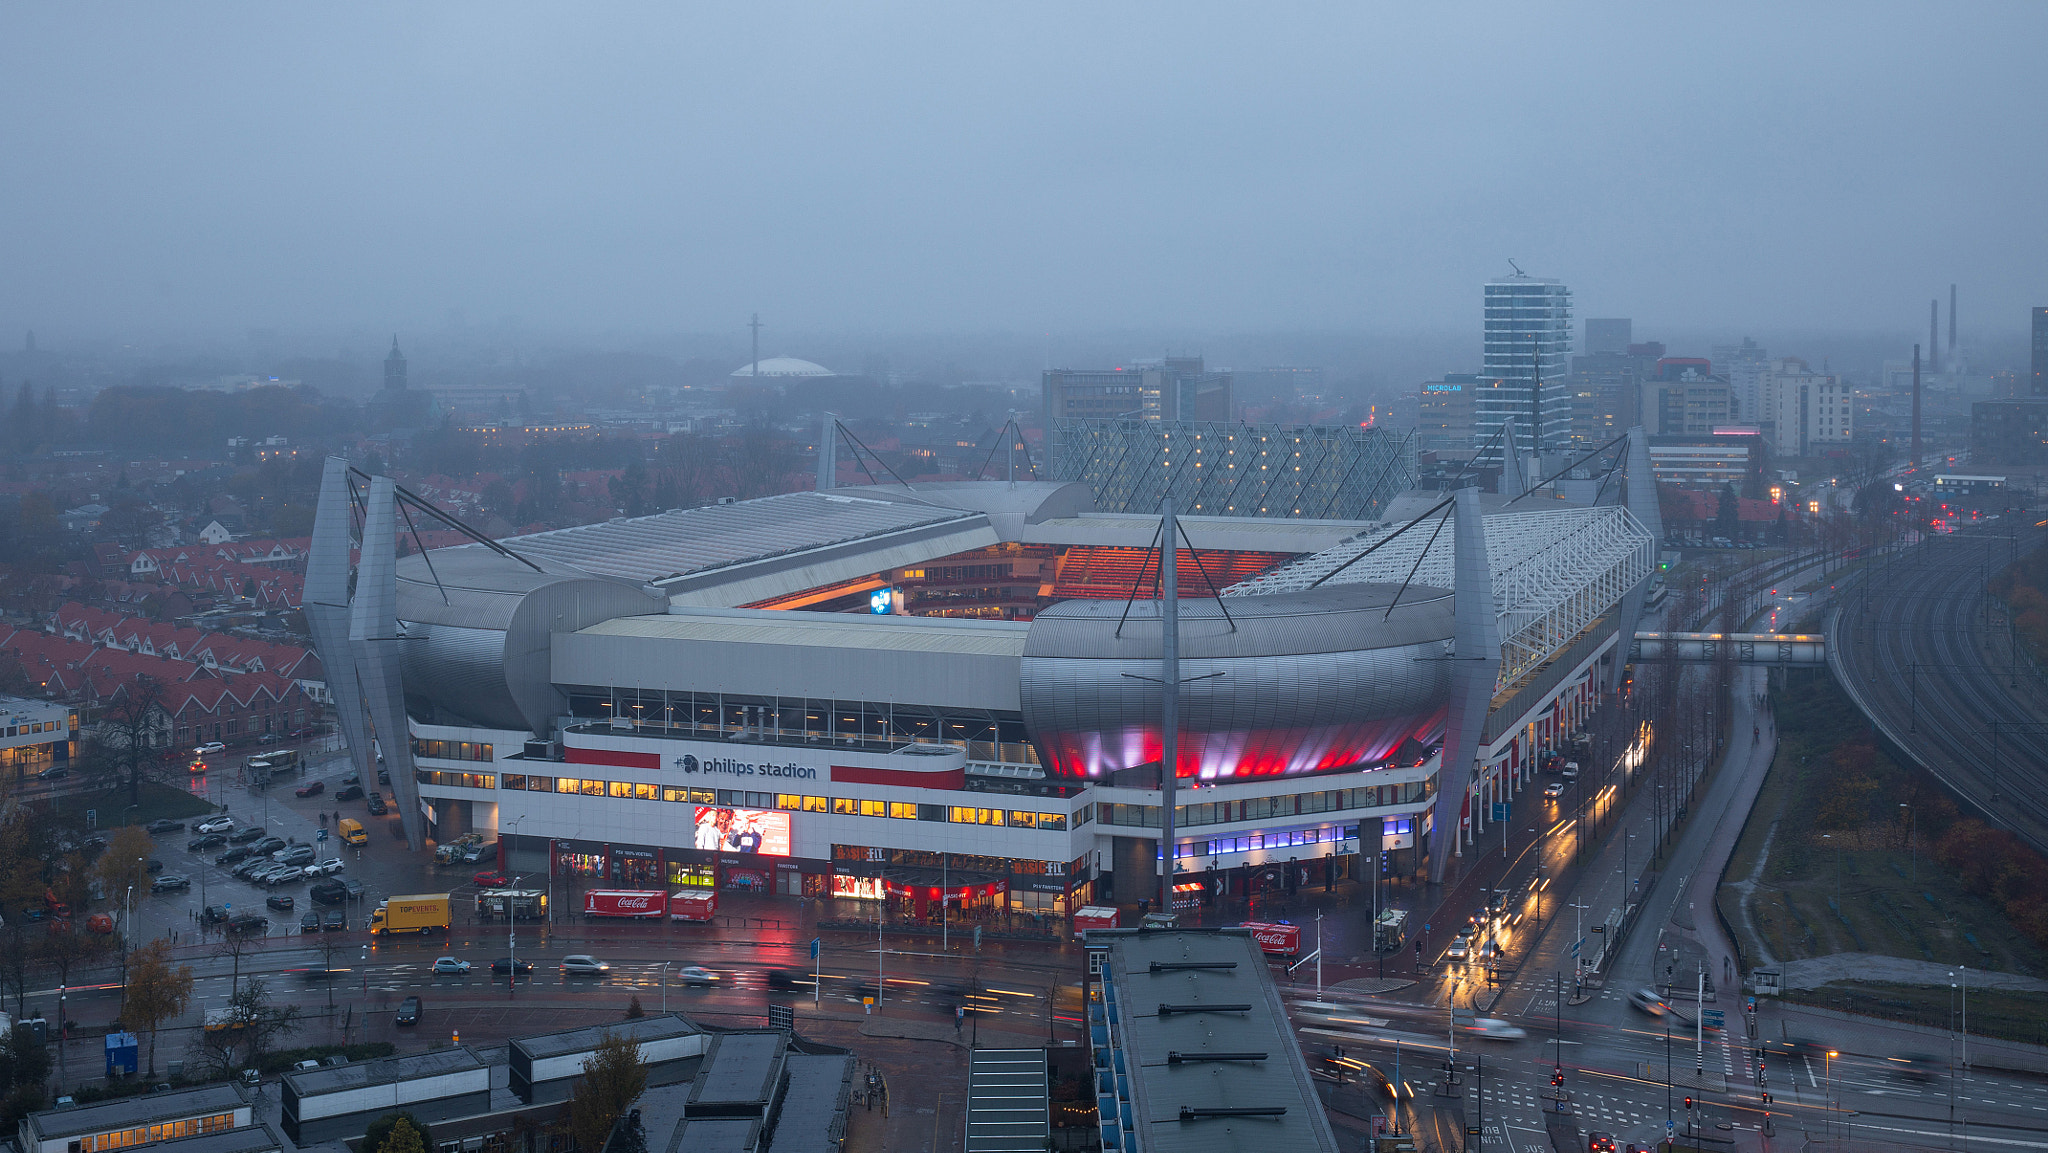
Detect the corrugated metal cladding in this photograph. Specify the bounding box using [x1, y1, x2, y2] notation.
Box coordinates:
[560, 609, 1029, 713]
[1100, 930, 1338, 1153]
[493, 490, 985, 584]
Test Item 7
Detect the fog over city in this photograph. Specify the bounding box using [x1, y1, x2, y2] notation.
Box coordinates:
[4, 3, 2045, 367]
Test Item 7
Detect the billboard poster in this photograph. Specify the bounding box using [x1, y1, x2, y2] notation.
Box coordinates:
[693, 806, 791, 857]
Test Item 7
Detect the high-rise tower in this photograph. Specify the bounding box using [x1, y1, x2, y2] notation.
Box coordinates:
[1477, 272, 1573, 460]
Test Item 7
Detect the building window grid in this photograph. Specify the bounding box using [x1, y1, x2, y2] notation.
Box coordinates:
[563, 686, 1037, 766]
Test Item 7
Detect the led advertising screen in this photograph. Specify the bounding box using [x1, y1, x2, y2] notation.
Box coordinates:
[693, 806, 791, 857]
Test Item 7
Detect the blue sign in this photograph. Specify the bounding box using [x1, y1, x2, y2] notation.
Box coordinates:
[869, 588, 898, 614]
[809, 937, 821, 960]
[317, 829, 328, 842]
[1492, 803, 1509, 821]
[1570, 938, 1583, 956]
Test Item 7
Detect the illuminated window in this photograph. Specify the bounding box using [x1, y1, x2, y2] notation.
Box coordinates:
[1038, 812, 1067, 831]
[859, 799, 886, 818]
[889, 802, 918, 819]
[833, 797, 858, 815]
[803, 795, 830, 812]
[1008, 811, 1037, 829]
[776, 794, 804, 810]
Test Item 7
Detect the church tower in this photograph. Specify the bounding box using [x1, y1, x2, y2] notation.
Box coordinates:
[383, 336, 407, 392]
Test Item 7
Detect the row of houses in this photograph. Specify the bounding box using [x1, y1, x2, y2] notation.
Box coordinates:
[51, 602, 321, 685]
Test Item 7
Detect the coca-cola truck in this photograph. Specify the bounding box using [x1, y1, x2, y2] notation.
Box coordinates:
[669, 890, 717, 922]
[1072, 906, 1120, 936]
[582, 889, 666, 919]
[1239, 920, 1302, 955]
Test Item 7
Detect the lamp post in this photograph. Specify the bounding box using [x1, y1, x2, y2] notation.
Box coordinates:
[1900, 802, 1916, 884]
[507, 873, 525, 996]
[1825, 1048, 1837, 1138]
[659, 961, 671, 1014]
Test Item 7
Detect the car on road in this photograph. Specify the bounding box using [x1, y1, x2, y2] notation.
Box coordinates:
[365, 792, 387, 816]
[1560, 761, 1580, 780]
[561, 955, 611, 977]
[266, 894, 295, 912]
[145, 819, 186, 834]
[675, 966, 718, 987]
[472, 872, 509, 889]
[195, 742, 226, 755]
[321, 910, 346, 932]
[150, 875, 190, 893]
[1543, 781, 1566, 799]
[432, 957, 471, 975]
[334, 784, 364, 802]
[490, 957, 534, 975]
[1461, 1018, 1527, 1040]
[1445, 936, 1470, 963]
[230, 827, 266, 844]
[34, 766, 68, 781]
[1587, 1135, 1616, 1153]
[765, 969, 815, 993]
[215, 847, 250, 866]
[277, 844, 316, 866]
[1886, 1053, 1939, 1082]
[294, 781, 325, 798]
[187, 833, 228, 851]
[225, 914, 269, 936]
[312, 858, 345, 875]
[196, 816, 235, 834]
[1627, 988, 1668, 1016]
[395, 996, 422, 1026]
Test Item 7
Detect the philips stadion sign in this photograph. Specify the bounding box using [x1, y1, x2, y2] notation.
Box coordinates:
[671, 754, 818, 780]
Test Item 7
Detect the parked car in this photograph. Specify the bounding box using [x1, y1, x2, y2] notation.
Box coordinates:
[34, 766, 67, 781]
[229, 827, 265, 844]
[394, 996, 422, 1026]
[312, 858, 345, 875]
[265, 867, 309, 887]
[186, 834, 228, 851]
[366, 792, 387, 816]
[341, 771, 360, 785]
[334, 784, 364, 802]
[277, 845, 316, 866]
[321, 909, 346, 932]
[231, 859, 270, 881]
[145, 858, 163, 874]
[561, 955, 611, 977]
[432, 957, 472, 975]
[195, 742, 227, 755]
[472, 872, 509, 889]
[294, 781, 324, 798]
[310, 880, 348, 905]
[343, 879, 365, 900]
[145, 819, 186, 834]
[196, 816, 235, 834]
[225, 914, 269, 936]
[266, 894, 295, 912]
[214, 847, 251, 867]
[292, 1058, 321, 1072]
[300, 911, 321, 933]
[251, 837, 286, 856]
[201, 904, 229, 924]
[150, 875, 190, 893]
[490, 957, 534, 975]
[377, 768, 391, 785]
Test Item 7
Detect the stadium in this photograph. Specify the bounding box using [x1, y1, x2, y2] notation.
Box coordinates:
[308, 432, 1659, 916]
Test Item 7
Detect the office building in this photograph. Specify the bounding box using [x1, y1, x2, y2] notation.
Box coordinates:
[20, 1085, 254, 1153]
[1418, 374, 1486, 452]
[1584, 318, 1632, 355]
[1648, 433, 1767, 493]
[1564, 356, 1640, 449]
[1042, 357, 1230, 427]
[1769, 359, 1853, 457]
[1644, 360, 1733, 437]
[2032, 308, 2048, 397]
[1969, 398, 2048, 464]
[1478, 273, 1573, 459]
[1711, 337, 1769, 422]
[0, 696, 74, 778]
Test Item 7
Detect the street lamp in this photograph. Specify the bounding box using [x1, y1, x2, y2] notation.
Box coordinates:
[1900, 802, 1916, 883]
[1825, 1049, 1838, 1137]
[659, 961, 672, 1014]
[506, 873, 526, 996]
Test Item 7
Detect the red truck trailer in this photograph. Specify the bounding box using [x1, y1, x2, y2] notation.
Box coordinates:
[583, 889, 666, 919]
[669, 890, 717, 922]
[1240, 920, 1302, 955]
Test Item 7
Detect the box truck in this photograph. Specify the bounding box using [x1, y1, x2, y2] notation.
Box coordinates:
[1240, 921, 1302, 956]
[370, 894, 450, 936]
[475, 889, 548, 921]
[337, 817, 367, 846]
[669, 891, 717, 922]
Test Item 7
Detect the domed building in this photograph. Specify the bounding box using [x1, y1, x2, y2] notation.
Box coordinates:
[729, 356, 836, 382]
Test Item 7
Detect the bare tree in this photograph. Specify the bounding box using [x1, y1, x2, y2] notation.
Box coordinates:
[82, 673, 177, 807]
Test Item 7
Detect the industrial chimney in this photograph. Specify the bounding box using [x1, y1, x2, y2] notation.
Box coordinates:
[1911, 343, 1922, 469]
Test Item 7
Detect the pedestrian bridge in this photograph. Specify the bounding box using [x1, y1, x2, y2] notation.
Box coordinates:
[1629, 632, 1828, 666]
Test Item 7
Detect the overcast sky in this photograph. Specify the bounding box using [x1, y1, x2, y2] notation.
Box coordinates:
[4, 3, 2044, 346]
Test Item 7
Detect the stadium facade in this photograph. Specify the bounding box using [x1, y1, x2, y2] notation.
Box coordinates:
[310, 433, 1658, 914]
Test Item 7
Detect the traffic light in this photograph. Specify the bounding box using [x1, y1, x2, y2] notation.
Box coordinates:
[1762, 1092, 1772, 1106]
[1684, 1096, 1694, 1111]
[1551, 1069, 1564, 1086]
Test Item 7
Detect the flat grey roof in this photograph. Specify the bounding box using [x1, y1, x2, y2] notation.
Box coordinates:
[667, 1117, 761, 1153]
[284, 1045, 486, 1097]
[107, 1121, 286, 1153]
[515, 1014, 702, 1062]
[1100, 929, 1338, 1153]
[687, 1032, 786, 1109]
[27, 1084, 245, 1139]
[493, 491, 981, 586]
[763, 1054, 852, 1153]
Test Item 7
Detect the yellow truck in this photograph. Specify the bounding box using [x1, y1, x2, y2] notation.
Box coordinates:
[370, 894, 450, 937]
[338, 817, 367, 846]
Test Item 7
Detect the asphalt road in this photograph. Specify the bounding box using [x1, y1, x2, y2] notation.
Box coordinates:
[1834, 521, 2048, 853]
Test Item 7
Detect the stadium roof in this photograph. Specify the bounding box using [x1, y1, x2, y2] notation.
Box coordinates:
[1226, 503, 1654, 686]
[730, 356, 835, 378]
